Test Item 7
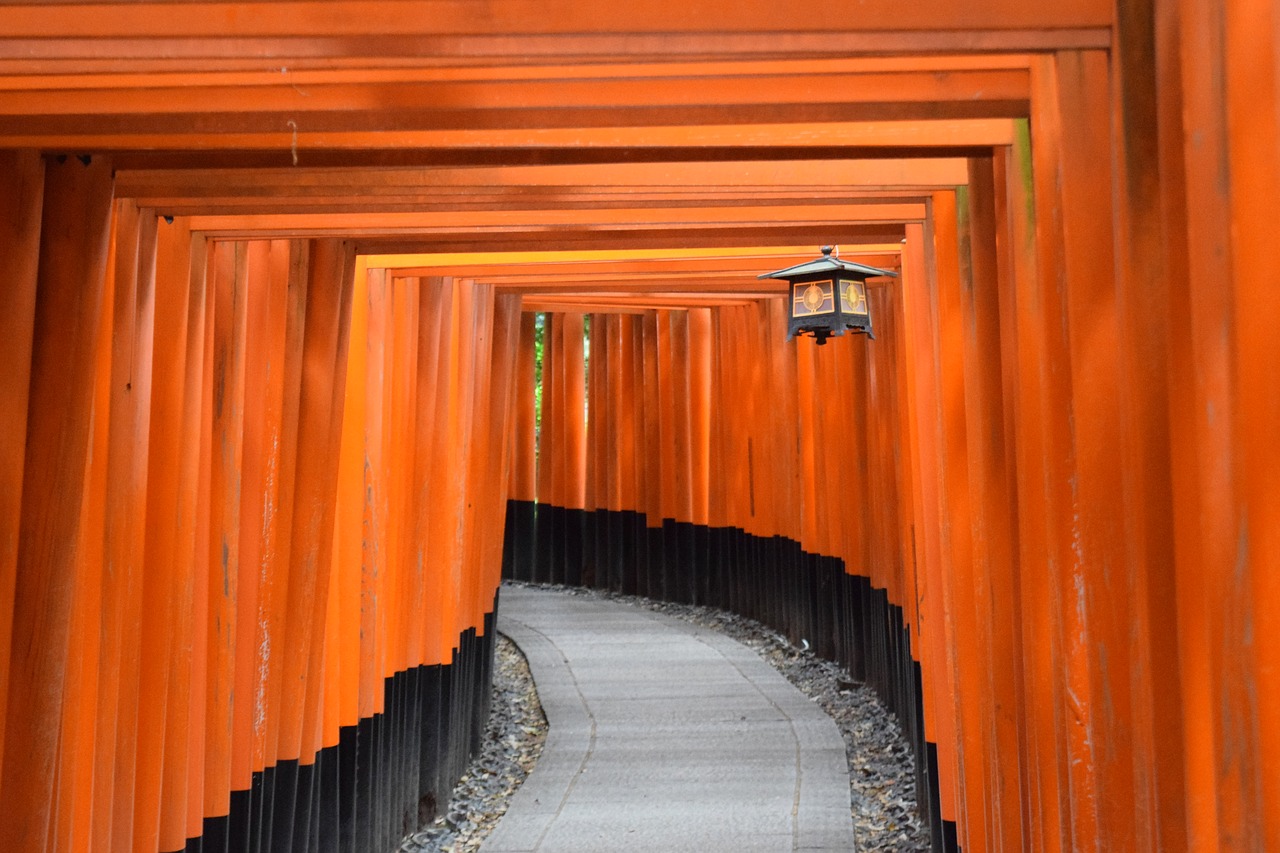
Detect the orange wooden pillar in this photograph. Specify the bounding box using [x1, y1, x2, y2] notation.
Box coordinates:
[862, 281, 899, 597]
[380, 273, 421, 706]
[666, 310, 695, 603]
[626, 314, 648, 593]
[408, 271, 442, 667]
[419, 275, 458, 669]
[1047, 51, 1134, 852]
[958, 159, 1024, 853]
[229, 239, 291, 843]
[503, 312, 537, 582]
[563, 313, 588, 587]
[0, 154, 114, 853]
[437, 275, 477, 660]
[625, 312, 643, 594]
[1171, 2, 1280, 848]
[999, 110, 1069, 853]
[1108, 4, 1187, 849]
[329, 253, 372, 847]
[533, 313, 557, 583]
[186, 236, 240, 835]
[653, 311, 678, 600]
[999, 51, 1139, 853]
[793, 319, 821, 578]
[98, 202, 159, 853]
[899, 218, 962, 849]
[1219, 6, 1280, 846]
[924, 189, 979, 853]
[134, 216, 210, 853]
[709, 305, 755, 616]
[0, 151, 44, 786]
[459, 279, 495, 631]
[60, 164, 123, 853]
[687, 308, 713, 605]
[481, 293, 523, 597]
[580, 313, 602, 588]
[1169, 11, 1238, 843]
[286, 239, 354, 847]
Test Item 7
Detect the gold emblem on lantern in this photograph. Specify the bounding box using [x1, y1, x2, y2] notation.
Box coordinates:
[792, 279, 835, 316]
[840, 279, 869, 316]
[803, 284, 825, 312]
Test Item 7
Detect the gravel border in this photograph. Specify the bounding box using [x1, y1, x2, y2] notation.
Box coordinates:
[401, 582, 929, 852]
[399, 634, 547, 853]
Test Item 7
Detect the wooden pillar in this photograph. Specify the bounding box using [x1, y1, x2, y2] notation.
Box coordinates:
[900, 218, 961, 847]
[459, 280, 495, 629]
[1106, 2, 1188, 847]
[688, 309, 713, 530]
[231, 239, 291, 815]
[618, 314, 642, 594]
[277, 237, 354, 775]
[0, 154, 113, 853]
[561, 312, 586, 586]
[1221, 4, 1280, 845]
[506, 312, 537, 581]
[416, 275, 450, 668]
[97, 203, 159, 853]
[931, 188, 986, 853]
[331, 253, 372, 777]
[960, 158, 1025, 853]
[1002, 93, 1068, 853]
[151, 220, 209, 853]
[0, 151, 44, 783]
[583, 313, 607, 588]
[166, 238, 234, 843]
[484, 293, 523, 592]
[1173, 0, 1280, 847]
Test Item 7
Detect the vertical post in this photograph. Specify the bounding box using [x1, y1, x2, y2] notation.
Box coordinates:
[203, 239, 249, 839]
[0, 150, 44, 782]
[1110, 0, 1188, 846]
[95, 202, 158, 853]
[1222, 2, 1280, 844]
[933, 188, 984, 853]
[281, 239, 355, 766]
[506, 313, 537, 581]
[0, 154, 113, 853]
[154, 223, 210, 853]
[962, 157, 1025, 852]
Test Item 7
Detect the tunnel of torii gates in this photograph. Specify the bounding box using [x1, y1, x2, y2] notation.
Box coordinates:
[0, 2, 1278, 853]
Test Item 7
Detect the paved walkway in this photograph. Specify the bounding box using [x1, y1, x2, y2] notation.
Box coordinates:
[481, 586, 856, 853]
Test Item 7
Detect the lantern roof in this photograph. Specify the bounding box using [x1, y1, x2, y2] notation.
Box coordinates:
[757, 246, 898, 281]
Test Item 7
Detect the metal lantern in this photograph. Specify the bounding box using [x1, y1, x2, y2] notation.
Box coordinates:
[758, 246, 897, 345]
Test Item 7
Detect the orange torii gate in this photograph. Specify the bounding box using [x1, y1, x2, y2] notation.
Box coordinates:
[0, 2, 1278, 852]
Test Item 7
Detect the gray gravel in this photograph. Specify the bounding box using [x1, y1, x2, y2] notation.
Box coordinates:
[400, 582, 929, 853]
[398, 634, 546, 853]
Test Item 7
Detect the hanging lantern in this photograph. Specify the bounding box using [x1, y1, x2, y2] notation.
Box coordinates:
[758, 246, 896, 345]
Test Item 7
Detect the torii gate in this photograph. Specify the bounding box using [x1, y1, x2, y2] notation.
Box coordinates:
[0, 2, 1276, 851]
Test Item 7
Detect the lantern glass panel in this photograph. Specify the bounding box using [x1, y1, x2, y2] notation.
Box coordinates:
[791, 279, 835, 317]
[839, 279, 869, 316]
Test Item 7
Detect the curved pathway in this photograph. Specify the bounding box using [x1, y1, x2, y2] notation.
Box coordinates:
[481, 586, 857, 853]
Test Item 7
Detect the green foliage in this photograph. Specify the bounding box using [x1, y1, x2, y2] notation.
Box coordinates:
[534, 312, 545, 438]
[531, 312, 591, 489]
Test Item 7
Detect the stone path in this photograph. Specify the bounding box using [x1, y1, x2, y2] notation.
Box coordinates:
[481, 586, 857, 853]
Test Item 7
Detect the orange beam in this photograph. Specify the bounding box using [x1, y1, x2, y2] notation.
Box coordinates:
[0, 1, 1111, 41]
[0, 117, 1018, 152]
[185, 202, 926, 238]
[115, 159, 969, 202]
